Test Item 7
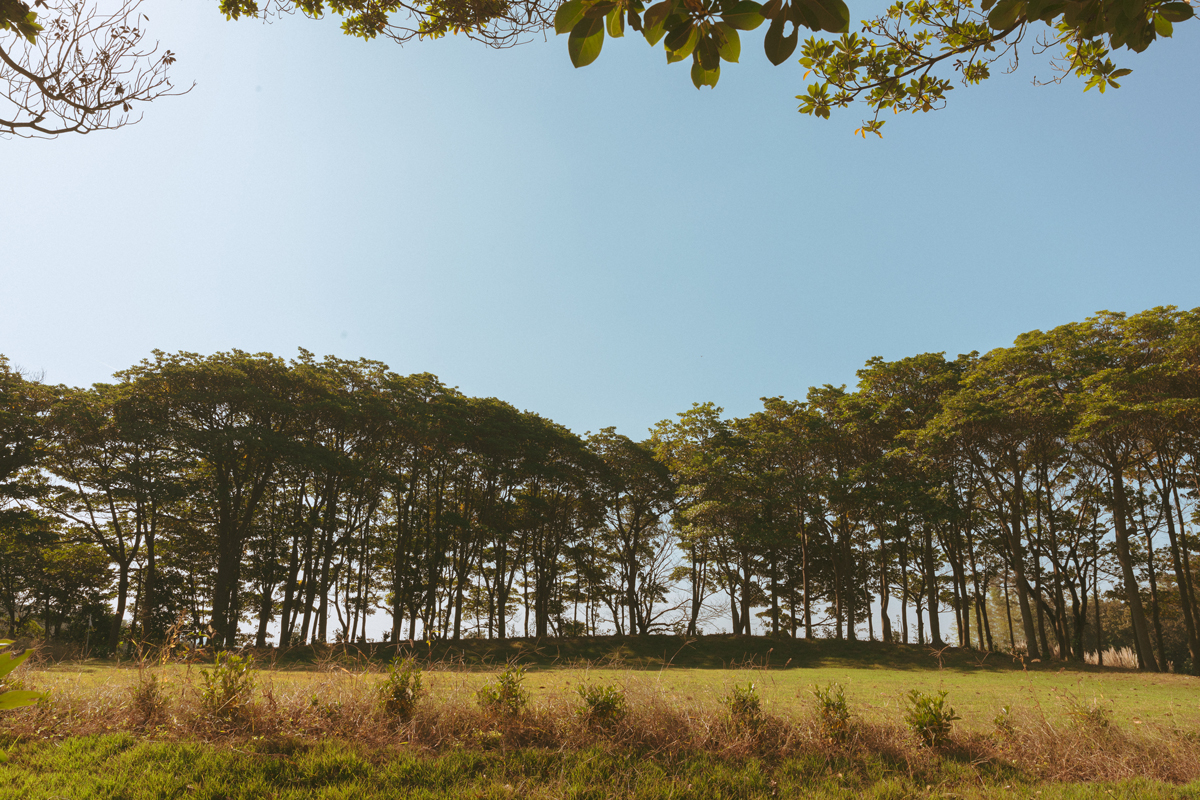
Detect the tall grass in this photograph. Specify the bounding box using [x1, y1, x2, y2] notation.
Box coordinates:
[1085, 647, 1140, 669]
[4, 655, 1199, 788]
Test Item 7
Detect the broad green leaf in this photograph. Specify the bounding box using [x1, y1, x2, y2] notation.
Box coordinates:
[0, 690, 42, 710]
[607, 5, 625, 37]
[691, 58, 721, 87]
[569, 15, 606, 66]
[0, 648, 30, 680]
[1158, 2, 1193, 21]
[554, 0, 587, 33]
[721, 0, 765, 29]
[797, 0, 849, 33]
[763, 15, 798, 64]
[1023, 0, 1062, 21]
[583, 1, 618, 17]
[1154, 13, 1173, 35]
[715, 21, 741, 60]
[642, 1, 672, 44]
[665, 21, 700, 60]
[987, 0, 1022, 29]
[628, 7, 644, 31]
[697, 33, 720, 69]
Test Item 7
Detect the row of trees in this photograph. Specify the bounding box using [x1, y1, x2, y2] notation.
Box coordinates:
[3, 307, 1199, 672]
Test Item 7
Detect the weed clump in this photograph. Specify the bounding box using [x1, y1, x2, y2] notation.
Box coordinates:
[723, 681, 762, 727]
[903, 689, 959, 747]
[128, 671, 167, 727]
[377, 657, 424, 721]
[576, 682, 627, 728]
[811, 682, 852, 743]
[477, 664, 528, 717]
[199, 651, 256, 723]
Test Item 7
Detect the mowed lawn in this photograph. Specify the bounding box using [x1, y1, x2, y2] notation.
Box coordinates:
[24, 636, 1200, 733]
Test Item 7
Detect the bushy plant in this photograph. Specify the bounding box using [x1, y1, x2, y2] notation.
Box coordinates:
[811, 682, 851, 742]
[903, 689, 959, 747]
[992, 703, 1015, 737]
[1063, 694, 1111, 731]
[477, 664, 529, 717]
[199, 651, 256, 722]
[378, 656, 424, 721]
[576, 682, 627, 727]
[723, 681, 762, 726]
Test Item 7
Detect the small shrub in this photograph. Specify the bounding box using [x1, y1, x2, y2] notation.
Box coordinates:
[1063, 694, 1111, 731]
[903, 689, 959, 747]
[992, 703, 1015, 737]
[723, 681, 762, 726]
[477, 664, 529, 717]
[576, 682, 627, 728]
[378, 657, 424, 721]
[811, 682, 851, 743]
[199, 651, 256, 722]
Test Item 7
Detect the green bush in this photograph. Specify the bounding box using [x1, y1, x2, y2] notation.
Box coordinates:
[723, 681, 762, 726]
[811, 682, 852, 742]
[199, 651, 256, 722]
[576, 682, 627, 727]
[903, 689, 960, 747]
[477, 664, 529, 717]
[378, 656, 424, 721]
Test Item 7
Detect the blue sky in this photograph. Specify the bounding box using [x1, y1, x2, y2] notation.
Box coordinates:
[3, 0, 1198, 440]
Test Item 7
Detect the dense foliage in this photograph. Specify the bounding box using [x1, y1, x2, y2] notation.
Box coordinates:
[3, 306, 1200, 674]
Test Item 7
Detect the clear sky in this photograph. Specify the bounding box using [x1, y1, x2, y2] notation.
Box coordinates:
[3, 0, 1198, 441]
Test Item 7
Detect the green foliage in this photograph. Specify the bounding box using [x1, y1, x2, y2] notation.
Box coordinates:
[477, 664, 529, 717]
[723, 681, 762, 725]
[1063, 694, 1112, 731]
[199, 651, 256, 722]
[0, 640, 41, 712]
[378, 657, 424, 721]
[992, 703, 1014, 736]
[903, 689, 960, 747]
[810, 682, 851, 742]
[575, 682, 627, 727]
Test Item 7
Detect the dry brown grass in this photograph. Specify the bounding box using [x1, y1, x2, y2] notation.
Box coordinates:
[5, 653, 1199, 788]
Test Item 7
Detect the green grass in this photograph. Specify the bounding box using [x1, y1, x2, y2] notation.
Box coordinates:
[10, 637, 1200, 798]
[29, 636, 1200, 734]
[3, 734, 1199, 800]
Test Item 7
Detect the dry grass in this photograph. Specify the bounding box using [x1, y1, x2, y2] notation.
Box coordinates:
[6, 650, 1200, 789]
[1084, 646, 1141, 669]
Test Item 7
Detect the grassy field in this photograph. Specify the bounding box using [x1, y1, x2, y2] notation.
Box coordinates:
[6, 636, 1200, 799]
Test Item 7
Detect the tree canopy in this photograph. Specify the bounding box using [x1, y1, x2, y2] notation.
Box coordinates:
[5, 308, 1200, 676]
[2, 0, 1191, 136]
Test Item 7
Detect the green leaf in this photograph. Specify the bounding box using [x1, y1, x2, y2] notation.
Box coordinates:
[763, 15, 798, 64]
[555, 0, 587, 33]
[607, 5, 625, 37]
[569, 15, 606, 66]
[0, 690, 42, 710]
[714, 21, 741, 60]
[0, 648, 30, 680]
[642, 0, 672, 44]
[987, 0, 1022, 29]
[697, 32, 720, 69]
[721, 0, 765, 29]
[665, 21, 700, 60]
[796, 0, 849, 32]
[691, 57, 721, 87]
[1158, 2, 1193, 21]
[1154, 13, 1173, 35]
[583, 1, 618, 17]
